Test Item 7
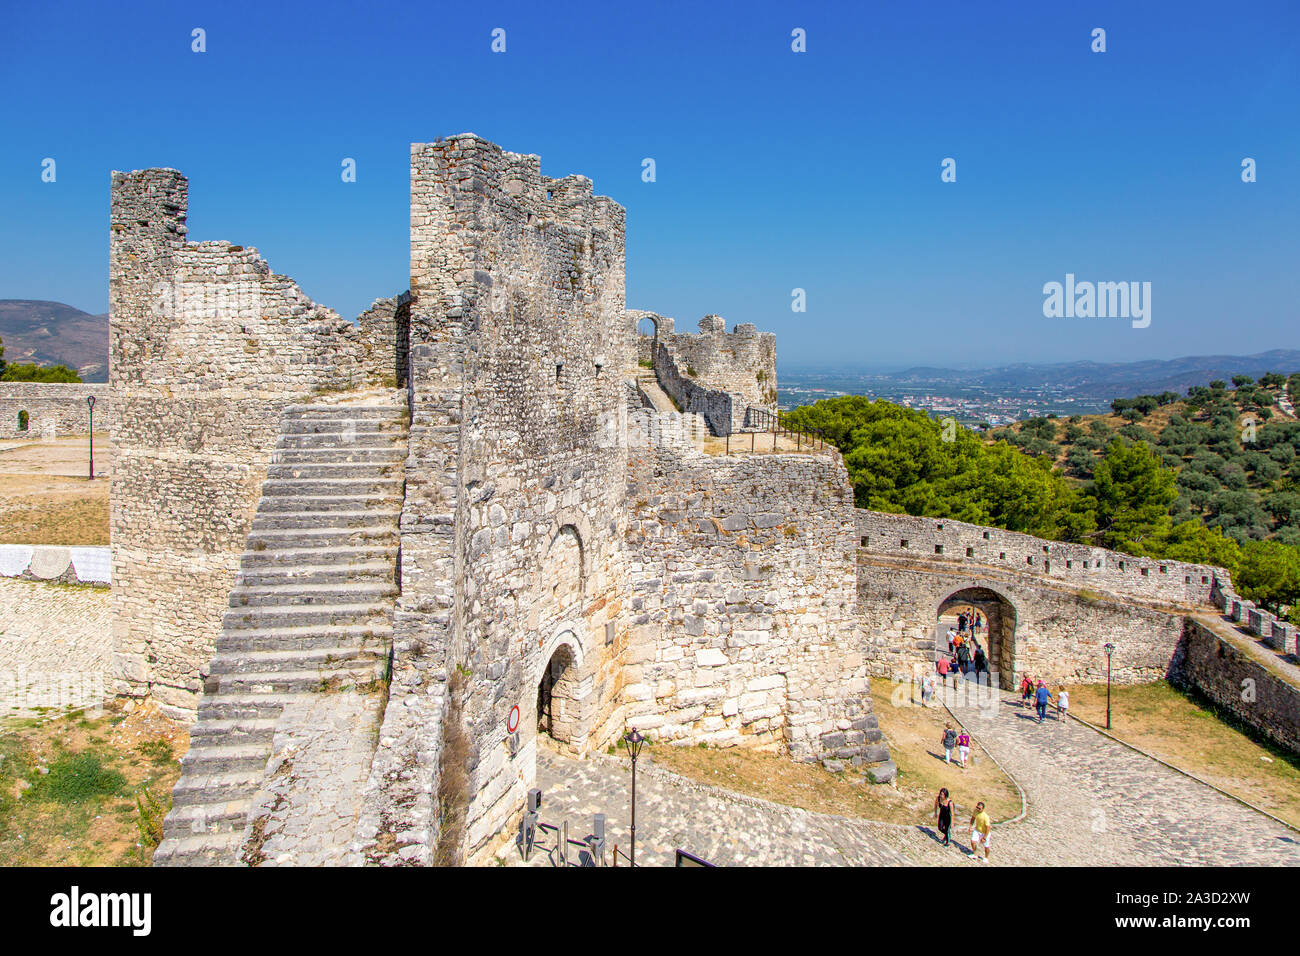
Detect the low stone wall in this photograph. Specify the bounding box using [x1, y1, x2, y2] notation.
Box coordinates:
[0, 544, 111, 584]
[1175, 618, 1300, 757]
[0, 384, 110, 439]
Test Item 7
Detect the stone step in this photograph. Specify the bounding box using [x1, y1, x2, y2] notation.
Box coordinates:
[285, 405, 407, 420]
[276, 431, 405, 450]
[259, 477, 404, 497]
[249, 510, 402, 532]
[246, 523, 399, 545]
[153, 830, 243, 867]
[168, 767, 265, 808]
[270, 447, 407, 465]
[221, 603, 390, 631]
[228, 581, 398, 609]
[282, 418, 404, 436]
[236, 561, 395, 589]
[209, 645, 385, 677]
[196, 694, 292, 722]
[188, 716, 279, 747]
[163, 798, 254, 836]
[179, 742, 271, 776]
[265, 461, 401, 481]
[214, 623, 393, 654]
[238, 544, 397, 570]
[255, 494, 400, 514]
[207, 665, 384, 695]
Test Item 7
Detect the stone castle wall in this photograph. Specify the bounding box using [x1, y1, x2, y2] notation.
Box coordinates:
[1175, 618, 1300, 758]
[109, 168, 404, 717]
[625, 424, 885, 765]
[0, 383, 110, 439]
[633, 311, 777, 434]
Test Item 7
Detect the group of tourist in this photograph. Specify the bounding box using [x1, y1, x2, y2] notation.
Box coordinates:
[932, 787, 992, 862]
[1019, 675, 1069, 723]
[935, 610, 989, 686]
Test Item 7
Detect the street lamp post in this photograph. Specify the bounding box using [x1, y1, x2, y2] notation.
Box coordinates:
[1103, 642, 1116, 730]
[87, 395, 96, 480]
[623, 728, 645, 866]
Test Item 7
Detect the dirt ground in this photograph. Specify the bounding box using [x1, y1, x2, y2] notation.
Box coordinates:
[644, 677, 1020, 826]
[0, 434, 110, 544]
[0, 699, 187, 866]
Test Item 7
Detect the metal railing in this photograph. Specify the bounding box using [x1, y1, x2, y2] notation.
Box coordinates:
[723, 406, 829, 455]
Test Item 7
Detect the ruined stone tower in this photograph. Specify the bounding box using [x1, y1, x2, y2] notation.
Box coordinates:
[111, 136, 892, 866]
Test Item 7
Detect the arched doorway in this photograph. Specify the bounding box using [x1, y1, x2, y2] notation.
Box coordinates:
[17, 410, 28, 432]
[536, 639, 581, 746]
[934, 586, 1018, 690]
[636, 315, 658, 368]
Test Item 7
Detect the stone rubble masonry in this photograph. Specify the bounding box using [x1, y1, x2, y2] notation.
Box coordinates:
[1176, 618, 1300, 757]
[1210, 575, 1300, 658]
[854, 511, 1230, 688]
[109, 167, 405, 719]
[0, 383, 110, 439]
[630, 309, 777, 435]
[625, 431, 887, 769]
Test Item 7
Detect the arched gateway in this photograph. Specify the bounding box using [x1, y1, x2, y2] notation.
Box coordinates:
[933, 585, 1019, 690]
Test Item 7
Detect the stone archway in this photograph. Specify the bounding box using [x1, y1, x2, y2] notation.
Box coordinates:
[635, 315, 658, 367]
[534, 631, 584, 750]
[934, 585, 1019, 690]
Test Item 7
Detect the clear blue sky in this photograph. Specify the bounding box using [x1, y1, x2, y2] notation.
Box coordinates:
[1, 0, 1296, 368]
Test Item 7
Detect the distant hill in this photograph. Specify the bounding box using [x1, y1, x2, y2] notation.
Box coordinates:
[888, 350, 1300, 396]
[0, 300, 109, 382]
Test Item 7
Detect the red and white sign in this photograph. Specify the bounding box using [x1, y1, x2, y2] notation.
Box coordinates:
[507, 705, 520, 734]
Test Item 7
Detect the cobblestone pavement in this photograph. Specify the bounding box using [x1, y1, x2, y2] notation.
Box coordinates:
[0, 577, 111, 716]
[503, 691, 1300, 867]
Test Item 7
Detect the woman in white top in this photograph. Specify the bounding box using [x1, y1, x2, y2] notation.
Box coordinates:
[1057, 687, 1069, 720]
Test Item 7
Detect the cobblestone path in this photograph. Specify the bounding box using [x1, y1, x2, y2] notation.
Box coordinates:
[504, 691, 1300, 867]
[0, 578, 111, 716]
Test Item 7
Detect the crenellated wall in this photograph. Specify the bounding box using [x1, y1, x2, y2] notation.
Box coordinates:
[633, 311, 777, 434]
[109, 168, 406, 718]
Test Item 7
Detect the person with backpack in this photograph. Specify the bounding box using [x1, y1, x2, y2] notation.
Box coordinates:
[973, 645, 988, 684]
[957, 641, 972, 677]
[1020, 674, 1034, 707]
[1034, 680, 1051, 722]
[942, 724, 958, 764]
[957, 728, 972, 768]
[934, 788, 955, 846]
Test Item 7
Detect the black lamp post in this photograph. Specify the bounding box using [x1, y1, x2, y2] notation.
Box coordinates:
[1103, 642, 1116, 730]
[623, 728, 645, 866]
[86, 395, 96, 480]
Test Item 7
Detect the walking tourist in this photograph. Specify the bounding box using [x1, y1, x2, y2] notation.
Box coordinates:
[958, 612, 968, 634]
[1034, 680, 1051, 722]
[1020, 674, 1034, 707]
[942, 724, 957, 764]
[969, 802, 992, 862]
[934, 788, 954, 846]
[973, 644, 987, 683]
[957, 728, 971, 768]
[1057, 686, 1069, 721]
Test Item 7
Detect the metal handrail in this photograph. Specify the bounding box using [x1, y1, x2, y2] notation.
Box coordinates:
[723, 406, 828, 454]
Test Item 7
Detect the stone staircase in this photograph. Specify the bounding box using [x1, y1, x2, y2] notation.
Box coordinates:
[153, 403, 408, 866]
[636, 365, 678, 414]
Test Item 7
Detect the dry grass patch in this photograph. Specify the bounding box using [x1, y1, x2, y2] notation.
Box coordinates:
[0, 475, 109, 544]
[0, 700, 187, 866]
[642, 678, 1019, 826]
[1066, 680, 1300, 829]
